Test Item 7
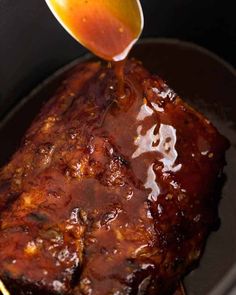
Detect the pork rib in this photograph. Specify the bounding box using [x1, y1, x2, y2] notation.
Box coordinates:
[0, 60, 228, 294]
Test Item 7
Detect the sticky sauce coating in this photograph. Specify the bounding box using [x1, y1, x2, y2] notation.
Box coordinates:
[0, 60, 228, 294]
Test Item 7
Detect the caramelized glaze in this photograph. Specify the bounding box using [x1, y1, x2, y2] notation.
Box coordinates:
[0, 60, 228, 294]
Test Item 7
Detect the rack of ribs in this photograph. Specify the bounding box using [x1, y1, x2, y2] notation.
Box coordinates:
[0, 59, 229, 294]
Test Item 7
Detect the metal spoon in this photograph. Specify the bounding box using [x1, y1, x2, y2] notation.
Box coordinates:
[45, 0, 143, 61]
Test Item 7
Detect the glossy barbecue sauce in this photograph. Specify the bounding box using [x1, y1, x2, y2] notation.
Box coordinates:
[45, 0, 143, 97]
[0, 58, 227, 295]
[0, 48, 229, 295]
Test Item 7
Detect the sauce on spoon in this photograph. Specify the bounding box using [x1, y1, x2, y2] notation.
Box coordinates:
[45, 0, 144, 62]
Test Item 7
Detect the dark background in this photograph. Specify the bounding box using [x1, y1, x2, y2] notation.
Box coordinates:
[0, 0, 236, 118]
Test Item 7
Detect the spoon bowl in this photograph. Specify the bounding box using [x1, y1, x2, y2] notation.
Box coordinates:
[45, 0, 144, 61]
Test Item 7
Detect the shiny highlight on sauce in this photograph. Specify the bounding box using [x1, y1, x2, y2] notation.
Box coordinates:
[45, 0, 144, 61]
[0, 280, 10, 295]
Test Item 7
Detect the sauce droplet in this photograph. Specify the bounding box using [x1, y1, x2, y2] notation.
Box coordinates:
[45, 0, 144, 61]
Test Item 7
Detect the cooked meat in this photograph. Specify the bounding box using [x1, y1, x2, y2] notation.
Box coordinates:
[0, 60, 228, 295]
